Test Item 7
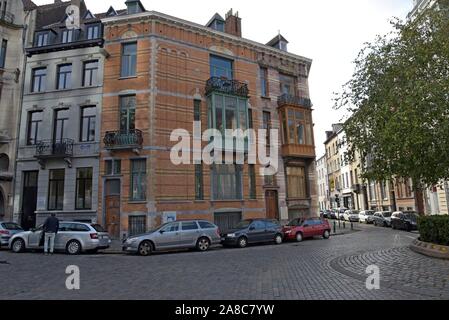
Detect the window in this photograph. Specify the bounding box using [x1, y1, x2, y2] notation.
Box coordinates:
[208, 94, 248, 133]
[87, 24, 100, 40]
[61, 29, 74, 43]
[286, 166, 307, 199]
[0, 39, 6, 69]
[210, 55, 233, 79]
[195, 164, 204, 200]
[248, 109, 253, 129]
[249, 164, 256, 199]
[199, 221, 215, 229]
[194, 100, 201, 121]
[212, 164, 243, 200]
[105, 159, 121, 175]
[32, 67, 46, 92]
[69, 223, 90, 232]
[160, 222, 179, 233]
[251, 221, 265, 230]
[263, 111, 271, 147]
[76, 168, 93, 210]
[281, 109, 313, 145]
[129, 216, 146, 236]
[279, 74, 296, 96]
[27, 111, 43, 145]
[181, 222, 199, 231]
[131, 159, 146, 201]
[260, 67, 268, 97]
[57, 64, 72, 90]
[48, 169, 65, 211]
[80, 106, 96, 142]
[83, 60, 98, 87]
[369, 181, 376, 200]
[120, 95, 136, 132]
[54, 109, 69, 142]
[36, 33, 49, 47]
[380, 181, 387, 200]
[121, 42, 137, 77]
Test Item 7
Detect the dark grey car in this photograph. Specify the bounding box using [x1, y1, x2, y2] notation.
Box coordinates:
[221, 219, 284, 248]
[122, 220, 221, 256]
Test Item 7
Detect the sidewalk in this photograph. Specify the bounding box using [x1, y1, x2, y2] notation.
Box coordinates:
[102, 240, 124, 254]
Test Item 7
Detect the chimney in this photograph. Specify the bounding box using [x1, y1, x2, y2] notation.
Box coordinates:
[71, 0, 81, 7]
[225, 9, 242, 37]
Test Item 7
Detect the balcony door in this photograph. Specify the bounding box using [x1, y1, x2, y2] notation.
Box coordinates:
[21, 171, 39, 231]
[105, 179, 121, 239]
[119, 95, 136, 133]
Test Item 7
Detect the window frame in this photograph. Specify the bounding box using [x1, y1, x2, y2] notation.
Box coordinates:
[82, 60, 99, 87]
[281, 108, 313, 146]
[48, 169, 65, 211]
[27, 111, 43, 146]
[119, 95, 136, 133]
[210, 55, 233, 79]
[130, 159, 147, 201]
[286, 166, 307, 199]
[211, 164, 243, 201]
[56, 63, 72, 90]
[86, 24, 100, 40]
[195, 163, 204, 200]
[121, 42, 137, 78]
[0, 39, 7, 69]
[75, 167, 93, 210]
[31, 67, 46, 93]
[260, 67, 269, 97]
[80, 106, 96, 142]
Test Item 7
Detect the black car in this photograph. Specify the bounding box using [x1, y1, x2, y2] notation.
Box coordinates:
[221, 219, 284, 248]
[391, 211, 419, 231]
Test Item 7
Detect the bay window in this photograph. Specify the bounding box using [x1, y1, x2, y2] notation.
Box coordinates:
[286, 166, 307, 199]
[281, 108, 313, 145]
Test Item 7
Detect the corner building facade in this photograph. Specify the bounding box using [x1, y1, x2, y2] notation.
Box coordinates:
[99, 2, 317, 238]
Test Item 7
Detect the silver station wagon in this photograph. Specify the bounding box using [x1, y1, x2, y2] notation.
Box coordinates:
[123, 220, 221, 256]
[9, 222, 111, 255]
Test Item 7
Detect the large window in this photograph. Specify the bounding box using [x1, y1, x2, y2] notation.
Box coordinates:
[120, 95, 136, 132]
[83, 60, 98, 87]
[57, 64, 72, 90]
[80, 106, 96, 142]
[0, 39, 7, 69]
[61, 29, 74, 43]
[48, 169, 65, 211]
[210, 55, 233, 79]
[208, 94, 248, 133]
[105, 159, 121, 176]
[76, 168, 93, 210]
[263, 111, 271, 147]
[194, 100, 201, 121]
[211, 164, 243, 200]
[279, 73, 296, 96]
[36, 32, 49, 47]
[286, 166, 307, 199]
[281, 109, 313, 145]
[54, 109, 69, 142]
[27, 111, 43, 145]
[195, 164, 204, 200]
[87, 24, 100, 40]
[131, 159, 146, 201]
[249, 164, 256, 199]
[121, 42, 137, 77]
[32, 67, 46, 93]
[260, 67, 268, 97]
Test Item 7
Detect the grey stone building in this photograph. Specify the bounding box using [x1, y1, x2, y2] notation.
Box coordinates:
[0, 0, 36, 221]
[13, 0, 106, 229]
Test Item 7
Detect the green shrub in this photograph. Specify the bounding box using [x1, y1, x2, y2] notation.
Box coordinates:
[418, 215, 449, 246]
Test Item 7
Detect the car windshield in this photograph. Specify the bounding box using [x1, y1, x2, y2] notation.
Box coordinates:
[350, 211, 359, 214]
[91, 224, 106, 232]
[382, 212, 392, 217]
[366, 211, 374, 215]
[405, 212, 418, 221]
[287, 219, 303, 227]
[1, 223, 23, 230]
[235, 220, 252, 229]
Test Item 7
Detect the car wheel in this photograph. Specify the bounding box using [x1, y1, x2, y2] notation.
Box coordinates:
[12, 238, 25, 253]
[196, 237, 211, 252]
[138, 241, 153, 256]
[66, 240, 82, 255]
[296, 232, 303, 242]
[323, 230, 330, 239]
[237, 236, 248, 248]
[274, 234, 283, 245]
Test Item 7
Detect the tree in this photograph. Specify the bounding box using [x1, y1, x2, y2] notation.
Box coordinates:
[335, 6, 449, 214]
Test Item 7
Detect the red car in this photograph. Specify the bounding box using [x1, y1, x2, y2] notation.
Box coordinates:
[282, 218, 331, 242]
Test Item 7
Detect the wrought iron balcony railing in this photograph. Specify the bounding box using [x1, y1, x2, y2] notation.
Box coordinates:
[0, 12, 15, 24]
[35, 139, 74, 158]
[104, 129, 143, 150]
[277, 94, 312, 108]
[205, 77, 249, 98]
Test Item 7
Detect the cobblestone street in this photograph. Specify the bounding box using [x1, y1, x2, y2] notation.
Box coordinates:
[1, 223, 448, 300]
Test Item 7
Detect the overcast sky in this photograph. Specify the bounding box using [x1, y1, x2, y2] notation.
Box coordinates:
[35, 0, 413, 156]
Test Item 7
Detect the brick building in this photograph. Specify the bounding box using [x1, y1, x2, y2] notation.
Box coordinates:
[98, 0, 317, 238]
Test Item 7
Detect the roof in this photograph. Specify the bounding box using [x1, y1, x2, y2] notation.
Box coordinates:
[206, 13, 225, 27]
[35, 0, 88, 30]
[22, 0, 37, 11]
[266, 34, 289, 47]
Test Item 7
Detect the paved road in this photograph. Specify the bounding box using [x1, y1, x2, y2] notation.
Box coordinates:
[1, 223, 448, 300]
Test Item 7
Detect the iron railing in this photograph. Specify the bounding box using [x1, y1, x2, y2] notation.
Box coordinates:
[103, 129, 143, 149]
[0, 12, 15, 24]
[35, 139, 74, 158]
[205, 77, 249, 97]
[277, 94, 312, 108]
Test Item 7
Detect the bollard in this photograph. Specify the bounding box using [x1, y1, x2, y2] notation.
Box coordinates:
[343, 221, 346, 229]
[351, 222, 354, 230]
[333, 221, 337, 234]
[338, 220, 341, 228]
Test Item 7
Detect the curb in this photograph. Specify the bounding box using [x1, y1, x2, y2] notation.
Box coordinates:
[410, 239, 449, 260]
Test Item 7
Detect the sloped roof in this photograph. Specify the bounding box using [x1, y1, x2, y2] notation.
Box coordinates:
[22, 0, 37, 11]
[206, 13, 225, 27]
[266, 34, 289, 47]
[35, 0, 88, 30]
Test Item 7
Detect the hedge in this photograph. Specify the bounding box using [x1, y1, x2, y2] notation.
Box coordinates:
[418, 215, 449, 246]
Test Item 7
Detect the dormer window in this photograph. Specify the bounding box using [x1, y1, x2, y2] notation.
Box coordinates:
[206, 13, 226, 32]
[87, 24, 100, 40]
[36, 32, 49, 47]
[62, 29, 74, 43]
[266, 34, 289, 52]
[126, 0, 145, 15]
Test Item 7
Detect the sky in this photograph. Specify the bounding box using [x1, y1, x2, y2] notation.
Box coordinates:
[34, 0, 414, 157]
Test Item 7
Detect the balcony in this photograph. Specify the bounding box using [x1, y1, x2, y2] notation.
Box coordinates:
[281, 144, 315, 159]
[278, 94, 312, 109]
[205, 77, 249, 98]
[104, 129, 143, 151]
[0, 12, 15, 25]
[35, 139, 74, 159]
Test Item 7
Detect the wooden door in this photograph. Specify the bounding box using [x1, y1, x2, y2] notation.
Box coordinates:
[105, 180, 121, 239]
[265, 190, 279, 220]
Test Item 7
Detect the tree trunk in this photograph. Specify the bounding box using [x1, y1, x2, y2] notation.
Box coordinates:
[414, 187, 425, 215]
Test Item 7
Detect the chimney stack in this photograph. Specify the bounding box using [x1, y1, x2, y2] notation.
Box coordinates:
[225, 9, 242, 37]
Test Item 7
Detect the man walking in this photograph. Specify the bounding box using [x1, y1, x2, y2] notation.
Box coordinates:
[43, 213, 59, 255]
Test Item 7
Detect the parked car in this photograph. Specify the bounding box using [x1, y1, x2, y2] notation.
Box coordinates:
[391, 211, 418, 232]
[0, 222, 24, 248]
[9, 222, 111, 255]
[359, 210, 375, 224]
[337, 208, 349, 220]
[343, 210, 360, 222]
[282, 218, 331, 242]
[373, 211, 392, 227]
[323, 210, 332, 219]
[330, 210, 338, 220]
[221, 219, 283, 248]
[123, 220, 221, 256]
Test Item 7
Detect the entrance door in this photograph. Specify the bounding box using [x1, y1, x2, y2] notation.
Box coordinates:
[265, 190, 279, 220]
[21, 171, 39, 231]
[105, 179, 121, 239]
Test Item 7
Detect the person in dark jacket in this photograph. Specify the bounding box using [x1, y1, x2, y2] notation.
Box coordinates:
[43, 213, 59, 255]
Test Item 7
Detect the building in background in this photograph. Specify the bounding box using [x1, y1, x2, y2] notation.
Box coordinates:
[14, 0, 106, 229]
[0, 0, 37, 221]
[98, 0, 317, 238]
[316, 155, 329, 211]
[324, 124, 342, 209]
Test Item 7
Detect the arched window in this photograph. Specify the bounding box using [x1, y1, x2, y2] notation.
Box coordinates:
[0, 153, 9, 172]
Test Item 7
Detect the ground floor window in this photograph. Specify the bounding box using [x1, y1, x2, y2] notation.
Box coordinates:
[211, 164, 243, 200]
[286, 166, 307, 199]
[129, 215, 146, 236]
[131, 159, 146, 201]
[48, 169, 65, 210]
[76, 168, 93, 210]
